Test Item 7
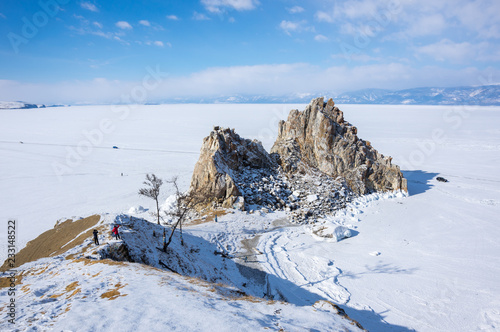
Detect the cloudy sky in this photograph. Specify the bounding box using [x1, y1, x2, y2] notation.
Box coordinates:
[0, 0, 499, 103]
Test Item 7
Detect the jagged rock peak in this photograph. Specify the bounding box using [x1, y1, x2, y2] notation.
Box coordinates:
[271, 97, 407, 195]
[189, 126, 276, 209]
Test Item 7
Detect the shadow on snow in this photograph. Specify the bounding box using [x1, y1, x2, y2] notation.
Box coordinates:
[117, 214, 416, 332]
[402, 170, 439, 196]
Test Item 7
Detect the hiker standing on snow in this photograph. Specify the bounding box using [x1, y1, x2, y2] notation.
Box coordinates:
[112, 225, 121, 240]
[93, 229, 99, 245]
[162, 229, 167, 252]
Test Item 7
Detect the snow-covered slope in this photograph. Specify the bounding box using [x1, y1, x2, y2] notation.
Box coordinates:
[0, 214, 362, 331]
[1, 104, 499, 331]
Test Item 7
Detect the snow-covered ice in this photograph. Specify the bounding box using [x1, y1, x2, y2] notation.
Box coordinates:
[1, 103, 500, 331]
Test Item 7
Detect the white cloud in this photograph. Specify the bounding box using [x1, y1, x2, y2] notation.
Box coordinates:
[288, 6, 304, 14]
[339, 21, 383, 37]
[333, 0, 389, 20]
[280, 20, 310, 36]
[193, 12, 210, 20]
[145, 41, 172, 48]
[139, 20, 151, 27]
[92, 21, 102, 29]
[416, 39, 500, 63]
[166, 15, 179, 20]
[3, 64, 498, 104]
[314, 0, 500, 45]
[0, 13, 6, 19]
[315, 11, 334, 23]
[314, 34, 328, 42]
[116, 21, 133, 30]
[453, 0, 500, 38]
[416, 39, 475, 63]
[334, 0, 500, 41]
[406, 14, 446, 37]
[73, 14, 87, 23]
[331, 53, 382, 62]
[113, 35, 130, 45]
[70, 25, 114, 39]
[201, 0, 259, 13]
[80, 2, 99, 12]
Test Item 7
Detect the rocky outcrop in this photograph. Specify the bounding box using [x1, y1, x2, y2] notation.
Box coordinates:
[189, 126, 276, 209]
[271, 97, 407, 195]
[189, 98, 407, 220]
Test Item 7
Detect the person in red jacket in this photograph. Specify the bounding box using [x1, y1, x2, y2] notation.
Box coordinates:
[111, 225, 121, 240]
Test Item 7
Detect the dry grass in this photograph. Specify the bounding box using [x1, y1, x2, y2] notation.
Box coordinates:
[0, 274, 23, 288]
[312, 300, 366, 331]
[100, 282, 127, 300]
[45, 281, 82, 300]
[187, 209, 230, 226]
[70, 258, 129, 267]
[0, 215, 101, 272]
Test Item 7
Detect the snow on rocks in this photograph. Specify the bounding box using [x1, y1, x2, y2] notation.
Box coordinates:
[307, 194, 319, 202]
[0, 101, 44, 109]
[189, 98, 407, 224]
[188, 125, 358, 223]
[311, 225, 353, 242]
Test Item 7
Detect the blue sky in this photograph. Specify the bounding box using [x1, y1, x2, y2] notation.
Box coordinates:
[0, 0, 499, 103]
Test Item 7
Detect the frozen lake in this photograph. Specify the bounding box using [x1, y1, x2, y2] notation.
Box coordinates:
[1, 103, 499, 330]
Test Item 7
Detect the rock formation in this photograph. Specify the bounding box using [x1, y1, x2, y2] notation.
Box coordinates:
[189, 98, 407, 220]
[189, 126, 277, 209]
[271, 97, 407, 194]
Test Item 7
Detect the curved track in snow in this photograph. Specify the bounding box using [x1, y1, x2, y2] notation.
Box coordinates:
[257, 226, 351, 305]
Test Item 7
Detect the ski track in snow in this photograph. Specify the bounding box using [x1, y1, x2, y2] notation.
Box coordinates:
[257, 226, 352, 306]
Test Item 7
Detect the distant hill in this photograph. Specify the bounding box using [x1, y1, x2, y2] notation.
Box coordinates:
[333, 85, 500, 105]
[0, 101, 45, 109]
[2, 85, 499, 106]
[160, 85, 500, 105]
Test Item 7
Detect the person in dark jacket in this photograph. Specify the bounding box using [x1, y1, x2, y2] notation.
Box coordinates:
[93, 229, 99, 245]
[112, 225, 121, 240]
[162, 229, 167, 252]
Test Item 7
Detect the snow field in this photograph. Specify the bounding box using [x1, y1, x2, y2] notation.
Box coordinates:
[1, 103, 500, 331]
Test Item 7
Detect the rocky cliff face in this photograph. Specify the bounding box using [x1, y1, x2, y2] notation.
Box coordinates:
[271, 97, 407, 195]
[189, 126, 278, 209]
[189, 98, 407, 219]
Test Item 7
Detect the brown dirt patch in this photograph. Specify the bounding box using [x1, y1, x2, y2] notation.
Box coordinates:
[0, 215, 100, 272]
[187, 209, 230, 226]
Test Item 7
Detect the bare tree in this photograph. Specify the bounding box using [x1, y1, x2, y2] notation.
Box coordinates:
[138, 173, 163, 224]
[163, 176, 206, 250]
